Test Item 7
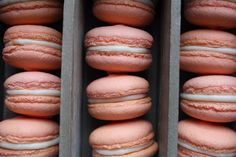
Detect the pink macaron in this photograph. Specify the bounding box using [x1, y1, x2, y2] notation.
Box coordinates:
[93, 0, 155, 27]
[178, 119, 236, 157]
[85, 25, 153, 73]
[181, 75, 236, 122]
[89, 119, 158, 157]
[4, 71, 61, 117]
[0, 117, 59, 157]
[180, 29, 236, 74]
[0, 0, 63, 25]
[86, 75, 151, 120]
[185, 0, 236, 29]
[3, 25, 62, 71]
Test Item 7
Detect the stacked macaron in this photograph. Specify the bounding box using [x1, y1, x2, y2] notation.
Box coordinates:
[0, 0, 63, 156]
[85, 0, 158, 156]
[179, 0, 236, 156]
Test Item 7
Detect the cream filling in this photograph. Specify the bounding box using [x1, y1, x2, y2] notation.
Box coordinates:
[0, 0, 33, 7]
[88, 45, 149, 54]
[181, 46, 236, 55]
[95, 140, 153, 156]
[88, 94, 146, 104]
[6, 39, 62, 50]
[7, 89, 61, 96]
[181, 93, 236, 102]
[134, 0, 154, 7]
[0, 137, 59, 150]
[178, 140, 236, 157]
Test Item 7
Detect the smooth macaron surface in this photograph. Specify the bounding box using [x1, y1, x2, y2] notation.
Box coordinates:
[4, 71, 61, 117]
[85, 25, 153, 73]
[180, 29, 236, 74]
[3, 25, 62, 71]
[178, 119, 236, 157]
[0, 117, 59, 157]
[185, 0, 236, 29]
[93, 0, 155, 27]
[181, 75, 236, 122]
[0, 0, 63, 25]
[89, 120, 158, 157]
[87, 75, 151, 120]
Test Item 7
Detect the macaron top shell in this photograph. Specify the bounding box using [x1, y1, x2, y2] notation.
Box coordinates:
[178, 119, 236, 152]
[85, 25, 153, 48]
[4, 71, 61, 90]
[181, 29, 236, 48]
[182, 75, 236, 95]
[87, 75, 149, 99]
[4, 25, 62, 45]
[0, 117, 59, 143]
[89, 120, 154, 149]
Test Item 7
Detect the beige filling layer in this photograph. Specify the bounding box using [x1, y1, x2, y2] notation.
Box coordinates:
[95, 140, 153, 156]
[0, 138, 59, 150]
[6, 39, 62, 50]
[181, 93, 236, 102]
[7, 89, 61, 96]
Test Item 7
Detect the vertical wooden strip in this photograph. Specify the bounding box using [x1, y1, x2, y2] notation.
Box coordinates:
[59, 0, 83, 156]
[157, 0, 180, 156]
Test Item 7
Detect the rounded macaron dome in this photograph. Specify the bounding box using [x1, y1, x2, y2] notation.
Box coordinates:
[4, 71, 61, 117]
[85, 25, 153, 73]
[89, 119, 158, 157]
[86, 75, 151, 120]
[0, 117, 59, 157]
[0, 0, 63, 25]
[181, 75, 236, 122]
[180, 29, 236, 74]
[185, 0, 236, 29]
[178, 119, 236, 157]
[3, 25, 62, 71]
[93, 0, 155, 27]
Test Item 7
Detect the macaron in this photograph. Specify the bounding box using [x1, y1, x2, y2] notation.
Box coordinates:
[185, 0, 236, 29]
[0, 0, 63, 25]
[178, 119, 236, 157]
[87, 75, 151, 120]
[4, 71, 61, 117]
[0, 117, 59, 157]
[89, 119, 158, 157]
[181, 75, 236, 122]
[85, 25, 153, 73]
[93, 0, 155, 27]
[3, 25, 62, 71]
[180, 29, 236, 74]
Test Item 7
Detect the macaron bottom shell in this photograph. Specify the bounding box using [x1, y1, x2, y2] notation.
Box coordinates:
[184, 0, 236, 29]
[5, 95, 60, 118]
[178, 145, 210, 157]
[89, 97, 151, 120]
[86, 51, 152, 72]
[93, 142, 158, 157]
[3, 45, 61, 71]
[0, 1, 63, 25]
[0, 145, 58, 157]
[180, 51, 236, 74]
[181, 100, 236, 122]
[93, 0, 154, 27]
